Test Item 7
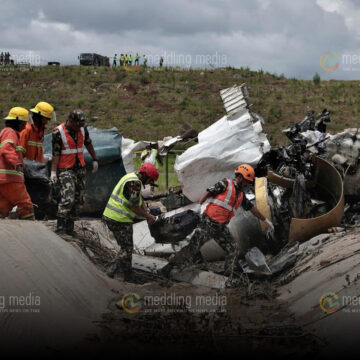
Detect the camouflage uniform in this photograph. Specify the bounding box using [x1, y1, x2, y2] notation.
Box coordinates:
[52, 122, 92, 230]
[103, 178, 142, 277]
[163, 178, 253, 276]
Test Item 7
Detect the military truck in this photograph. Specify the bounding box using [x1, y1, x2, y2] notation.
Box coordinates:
[79, 53, 109, 66]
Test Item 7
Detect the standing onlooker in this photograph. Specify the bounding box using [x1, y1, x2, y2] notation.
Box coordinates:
[160, 56, 164, 68]
[113, 54, 117, 67]
[135, 52, 140, 66]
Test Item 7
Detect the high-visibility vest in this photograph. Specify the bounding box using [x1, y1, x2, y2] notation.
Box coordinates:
[19, 123, 44, 162]
[0, 127, 24, 184]
[204, 179, 244, 224]
[141, 149, 160, 168]
[103, 172, 143, 223]
[56, 123, 85, 169]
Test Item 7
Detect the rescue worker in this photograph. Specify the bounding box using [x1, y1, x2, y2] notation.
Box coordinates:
[19, 101, 54, 162]
[120, 54, 124, 67]
[160, 164, 274, 277]
[102, 162, 159, 280]
[51, 110, 98, 234]
[135, 52, 140, 66]
[0, 107, 34, 220]
[140, 143, 163, 168]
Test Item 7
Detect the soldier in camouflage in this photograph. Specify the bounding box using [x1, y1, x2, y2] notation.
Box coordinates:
[160, 164, 275, 280]
[102, 163, 159, 281]
[51, 110, 98, 234]
[103, 179, 144, 279]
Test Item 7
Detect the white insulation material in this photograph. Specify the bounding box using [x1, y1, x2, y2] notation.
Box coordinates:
[174, 110, 270, 202]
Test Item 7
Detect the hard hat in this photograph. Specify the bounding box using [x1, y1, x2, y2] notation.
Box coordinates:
[30, 102, 54, 119]
[139, 162, 159, 182]
[235, 164, 255, 182]
[4, 107, 29, 122]
[69, 109, 86, 124]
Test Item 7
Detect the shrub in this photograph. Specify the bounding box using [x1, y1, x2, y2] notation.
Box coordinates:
[313, 72, 321, 85]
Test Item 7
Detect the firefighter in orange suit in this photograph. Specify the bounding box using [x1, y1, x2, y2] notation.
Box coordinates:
[19, 102, 54, 162]
[0, 107, 34, 219]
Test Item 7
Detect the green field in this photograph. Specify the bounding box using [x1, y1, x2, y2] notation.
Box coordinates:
[133, 152, 181, 193]
[1, 65, 359, 147]
[1, 65, 359, 191]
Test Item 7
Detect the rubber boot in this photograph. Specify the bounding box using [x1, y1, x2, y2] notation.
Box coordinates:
[106, 259, 121, 278]
[65, 219, 76, 236]
[123, 269, 133, 282]
[55, 218, 66, 233]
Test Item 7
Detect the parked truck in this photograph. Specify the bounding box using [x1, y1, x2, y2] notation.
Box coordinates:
[79, 53, 109, 66]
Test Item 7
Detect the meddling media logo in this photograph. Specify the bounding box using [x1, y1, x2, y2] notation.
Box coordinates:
[319, 292, 340, 314]
[319, 52, 339, 72]
[121, 293, 142, 314]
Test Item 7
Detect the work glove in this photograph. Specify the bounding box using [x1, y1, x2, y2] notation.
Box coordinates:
[50, 171, 57, 183]
[153, 214, 165, 225]
[264, 218, 275, 234]
[92, 160, 99, 174]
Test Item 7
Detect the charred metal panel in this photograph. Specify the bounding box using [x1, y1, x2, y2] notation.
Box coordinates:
[288, 157, 344, 243]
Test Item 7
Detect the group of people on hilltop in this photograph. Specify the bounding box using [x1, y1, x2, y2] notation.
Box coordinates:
[113, 53, 147, 67]
[112, 53, 164, 68]
[0, 52, 12, 65]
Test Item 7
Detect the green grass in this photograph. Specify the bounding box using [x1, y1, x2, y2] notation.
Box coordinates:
[1, 65, 360, 149]
[133, 153, 181, 193]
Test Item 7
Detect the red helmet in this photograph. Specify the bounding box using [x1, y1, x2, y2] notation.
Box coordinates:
[139, 162, 159, 181]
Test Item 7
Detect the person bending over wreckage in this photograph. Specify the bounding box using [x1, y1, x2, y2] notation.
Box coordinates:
[51, 110, 98, 235]
[160, 164, 274, 282]
[103, 162, 160, 281]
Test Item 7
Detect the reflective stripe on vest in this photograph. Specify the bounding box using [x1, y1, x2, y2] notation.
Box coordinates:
[103, 173, 142, 223]
[16, 145, 26, 153]
[27, 141, 43, 148]
[0, 169, 24, 177]
[57, 125, 85, 155]
[207, 179, 234, 211]
[0, 139, 16, 148]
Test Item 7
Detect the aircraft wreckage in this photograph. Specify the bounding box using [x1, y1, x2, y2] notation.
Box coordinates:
[4, 83, 360, 356]
[22, 84, 350, 257]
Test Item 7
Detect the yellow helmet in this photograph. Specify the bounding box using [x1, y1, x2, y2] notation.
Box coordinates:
[30, 101, 54, 119]
[4, 107, 29, 122]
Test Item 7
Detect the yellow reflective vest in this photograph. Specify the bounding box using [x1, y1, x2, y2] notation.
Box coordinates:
[141, 149, 160, 169]
[103, 172, 143, 223]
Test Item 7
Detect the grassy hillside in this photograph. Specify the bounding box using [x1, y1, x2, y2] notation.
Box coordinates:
[1, 65, 359, 145]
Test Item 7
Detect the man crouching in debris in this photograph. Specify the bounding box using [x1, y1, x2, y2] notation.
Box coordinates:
[51, 110, 98, 234]
[161, 164, 274, 280]
[102, 163, 159, 281]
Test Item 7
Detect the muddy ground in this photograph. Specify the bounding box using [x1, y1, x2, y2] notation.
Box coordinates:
[41, 220, 326, 356]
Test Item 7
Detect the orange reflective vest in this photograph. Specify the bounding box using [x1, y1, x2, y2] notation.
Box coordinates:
[204, 179, 244, 224]
[56, 123, 85, 169]
[19, 123, 44, 162]
[0, 127, 24, 184]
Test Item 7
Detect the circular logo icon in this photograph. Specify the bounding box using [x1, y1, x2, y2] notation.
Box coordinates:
[121, 293, 142, 314]
[319, 292, 340, 314]
[320, 52, 339, 72]
[123, 64, 141, 72]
